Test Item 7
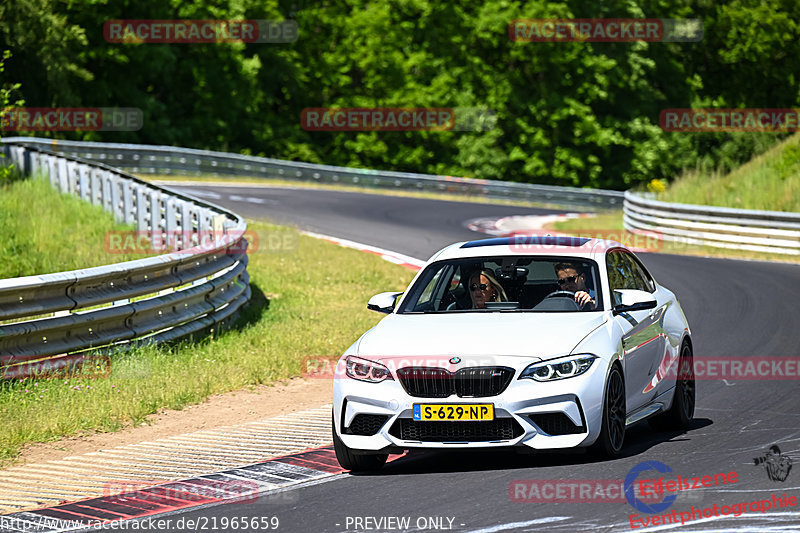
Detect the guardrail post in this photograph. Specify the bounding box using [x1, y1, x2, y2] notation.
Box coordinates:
[165, 197, 178, 250]
[57, 158, 68, 193]
[22, 147, 31, 174]
[111, 174, 124, 222]
[123, 182, 134, 224]
[67, 161, 79, 195]
[213, 214, 226, 236]
[179, 201, 192, 250]
[78, 164, 90, 200]
[90, 168, 102, 205]
[199, 208, 213, 233]
[102, 171, 113, 212]
[46, 155, 55, 186]
[150, 190, 164, 250]
[187, 206, 201, 248]
[29, 150, 40, 176]
[136, 186, 148, 232]
[7, 146, 20, 168]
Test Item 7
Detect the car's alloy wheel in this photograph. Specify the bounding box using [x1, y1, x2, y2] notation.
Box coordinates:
[592, 364, 626, 457]
[650, 343, 695, 430]
[332, 416, 388, 472]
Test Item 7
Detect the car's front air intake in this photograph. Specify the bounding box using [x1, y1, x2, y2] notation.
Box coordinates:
[389, 418, 524, 442]
[343, 414, 391, 436]
[528, 413, 586, 435]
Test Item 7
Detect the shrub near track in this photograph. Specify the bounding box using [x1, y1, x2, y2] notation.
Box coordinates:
[659, 132, 800, 212]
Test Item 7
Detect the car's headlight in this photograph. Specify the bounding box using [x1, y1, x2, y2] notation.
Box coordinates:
[345, 355, 394, 383]
[519, 354, 597, 381]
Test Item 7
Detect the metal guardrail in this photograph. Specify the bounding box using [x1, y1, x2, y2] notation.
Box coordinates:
[0, 141, 252, 379]
[1, 137, 624, 210]
[624, 191, 800, 255]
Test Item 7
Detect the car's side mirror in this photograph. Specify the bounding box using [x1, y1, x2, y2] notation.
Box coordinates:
[367, 292, 403, 314]
[612, 289, 657, 316]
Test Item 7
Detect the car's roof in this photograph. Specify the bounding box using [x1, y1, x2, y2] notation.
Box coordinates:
[429, 236, 628, 263]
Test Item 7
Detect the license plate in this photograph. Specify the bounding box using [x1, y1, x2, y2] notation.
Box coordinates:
[413, 404, 494, 421]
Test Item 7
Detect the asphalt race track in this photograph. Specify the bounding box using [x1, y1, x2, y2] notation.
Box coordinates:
[143, 184, 800, 532]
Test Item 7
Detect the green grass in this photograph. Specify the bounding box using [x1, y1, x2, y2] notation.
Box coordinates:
[0, 177, 148, 278]
[551, 210, 800, 263]
[658, 132, 800, 212]
[0, 220, 415, 465]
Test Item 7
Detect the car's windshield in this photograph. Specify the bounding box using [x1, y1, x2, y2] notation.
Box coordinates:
[397, 256, 603, 313]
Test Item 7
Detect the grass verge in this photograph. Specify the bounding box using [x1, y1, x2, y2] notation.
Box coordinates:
[0, 177, 147, 278]
[657, 132, 800, 212]
[551, 211, 800, 263]
[0, 220, 415, 465]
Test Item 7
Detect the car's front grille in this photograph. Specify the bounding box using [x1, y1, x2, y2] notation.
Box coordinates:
[396, 366, 515, 398]
[344, 414, 390, 436]
[397, 367, 451, 398]
[528, 413, 586, 435]
[389, 418, 524, 442]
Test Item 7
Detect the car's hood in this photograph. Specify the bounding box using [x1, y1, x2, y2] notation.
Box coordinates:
[356, 312, 607, 361]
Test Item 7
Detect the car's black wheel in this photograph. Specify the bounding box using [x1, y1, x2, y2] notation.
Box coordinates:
[591, 364, 626, 458]
[649, 343, 695, 431]
[332, 416, 387, 472]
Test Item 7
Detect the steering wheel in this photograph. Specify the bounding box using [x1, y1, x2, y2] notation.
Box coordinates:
[543, 290, 582, 310]
[544, 290, 576, 299]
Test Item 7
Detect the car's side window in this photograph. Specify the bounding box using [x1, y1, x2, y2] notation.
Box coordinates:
[623, 253, 653, 293]
[607, 250, 637, 305]
[629, 254, 656, 292]
[606, 250, 651, 300]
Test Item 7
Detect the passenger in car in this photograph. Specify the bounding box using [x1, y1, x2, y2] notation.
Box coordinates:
[468, 269, 508, 309]
[554, 262, 596, 310]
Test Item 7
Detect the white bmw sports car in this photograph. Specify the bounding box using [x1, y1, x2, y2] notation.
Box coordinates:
[332, 236, 695, 471]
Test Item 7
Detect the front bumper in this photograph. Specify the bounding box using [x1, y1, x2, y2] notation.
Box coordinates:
[332, 359, 608, 451]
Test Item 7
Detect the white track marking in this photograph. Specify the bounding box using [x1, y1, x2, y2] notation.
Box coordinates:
[300, 230, 425, 269]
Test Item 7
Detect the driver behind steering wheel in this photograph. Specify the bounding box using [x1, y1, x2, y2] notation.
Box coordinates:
[554, 262, 596, 310]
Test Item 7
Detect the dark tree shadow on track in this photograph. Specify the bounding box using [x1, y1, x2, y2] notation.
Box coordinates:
[349, 418, 712, 476]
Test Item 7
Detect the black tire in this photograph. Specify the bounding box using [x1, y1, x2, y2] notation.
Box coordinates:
[591, 364, 626, 458]
[649, 343, 695, 431]
[332, 416, 387, 472]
